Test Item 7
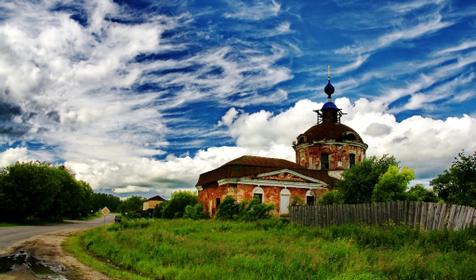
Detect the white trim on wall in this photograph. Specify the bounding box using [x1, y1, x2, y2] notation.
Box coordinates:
[217, 178, 327, 189]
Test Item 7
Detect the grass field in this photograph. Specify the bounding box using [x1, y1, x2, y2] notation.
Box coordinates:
[65, 218, 476, 280]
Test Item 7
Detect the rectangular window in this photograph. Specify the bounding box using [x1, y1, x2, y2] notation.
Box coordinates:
[349, 154, 356, 168]
[321, 153, 329, 170]
[253, 193, 263, 204]
[216, 197, 221, 208]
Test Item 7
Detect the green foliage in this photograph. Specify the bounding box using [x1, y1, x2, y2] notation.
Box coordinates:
[119, 196, 144, 216]
[406, 184, 438, 202]
[338, 154, 398, 203]
[0, 162, 101, 222]
[431, 151, 476, 207]
[72, 219, 476, 280]
[372, 165, 415, 202]
[183, 203, 207, 220]
[0, 161, 121, 223]
[153, 202, 167, 218]
[238, 199, 275, 221]
[216, 196, 240, 219]
[216, 196, 274, 221]
[319, 190, 344, 205]
[162, 191, 198, 218]
[91, 192, 122, 212]
[290, 195, 304, 206]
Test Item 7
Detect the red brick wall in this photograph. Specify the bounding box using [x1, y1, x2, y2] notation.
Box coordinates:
[295, 143, 365, 170]
[199, 183, 329, 217]
[198, 183, 237, 216]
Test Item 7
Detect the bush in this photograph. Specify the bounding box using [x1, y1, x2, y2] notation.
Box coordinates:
[118, 196, 144, 217]
[406, 184, 438, 202]
[216, 196, 240, 220]
[239, 199, 275, 221]
[162, 191, 198, 219]
[319, 190, 344, 205]
[216, 196, 274, 221]
[184, 203, 207, 220]
[153, 202, 167, 218]
[291, 195, 304, 206]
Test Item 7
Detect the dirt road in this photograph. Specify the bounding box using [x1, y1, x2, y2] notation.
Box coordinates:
[0, 216, 115, 280]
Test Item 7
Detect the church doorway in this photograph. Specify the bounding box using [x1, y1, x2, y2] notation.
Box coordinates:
[279, 188, 291, 215]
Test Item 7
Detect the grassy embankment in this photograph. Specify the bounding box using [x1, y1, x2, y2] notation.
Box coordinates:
[65, 219, 476, 280]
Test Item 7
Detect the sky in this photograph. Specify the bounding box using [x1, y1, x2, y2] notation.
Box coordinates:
[0, 0, 475, 198]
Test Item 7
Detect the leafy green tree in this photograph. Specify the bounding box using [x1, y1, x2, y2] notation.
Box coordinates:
[91, 192, 122, 212]
[372, 165, 415, 202]
[119, 196, 144, 215]
[337, 154, 398, 203]
[0, 162, 63, 222]
[406, 184, 438, 202]
[162, 191, 197, 218]
[318, 190, 344, 205]
[431, 151, 476, 207]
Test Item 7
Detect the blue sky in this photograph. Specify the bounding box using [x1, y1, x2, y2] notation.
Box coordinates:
[0, 0, 475, 197]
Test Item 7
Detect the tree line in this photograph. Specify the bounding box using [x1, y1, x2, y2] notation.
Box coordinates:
[0, 162, 121, 223]
[319, 151, 476, 208]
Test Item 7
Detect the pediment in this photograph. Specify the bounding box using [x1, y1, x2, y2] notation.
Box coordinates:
[256, 169, 325, 184]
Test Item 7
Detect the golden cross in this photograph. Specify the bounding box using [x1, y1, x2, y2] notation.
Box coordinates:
[328, 65, 331, 81]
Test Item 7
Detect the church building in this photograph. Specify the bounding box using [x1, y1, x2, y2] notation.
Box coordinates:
[196, 73, 368, 216]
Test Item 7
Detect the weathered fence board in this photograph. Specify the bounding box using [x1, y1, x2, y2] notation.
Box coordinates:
[289, 202, 475, 231]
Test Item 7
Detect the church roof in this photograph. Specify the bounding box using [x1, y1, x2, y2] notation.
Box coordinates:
[297, 122, 365, 145]
[196, 155, 337, 187]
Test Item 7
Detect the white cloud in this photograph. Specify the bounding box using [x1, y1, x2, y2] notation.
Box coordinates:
[223, 97, 476, 180]
[224, 0, 281, 21]
[0, 0, 293, 168]
[113, 185, 151, 194]
[0, 147, 29, 167]
[52, 96, 475, 196]
[219, 108, 239, 126]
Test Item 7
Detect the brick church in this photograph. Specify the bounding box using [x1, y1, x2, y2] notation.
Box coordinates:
[196, 74, 368, 216]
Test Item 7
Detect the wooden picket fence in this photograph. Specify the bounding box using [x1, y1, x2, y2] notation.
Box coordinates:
[289, 201, 476, 231]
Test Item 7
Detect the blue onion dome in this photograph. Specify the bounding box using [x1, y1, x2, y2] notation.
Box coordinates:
[322, 101, 338, 110]
[324, 80, 335, 98]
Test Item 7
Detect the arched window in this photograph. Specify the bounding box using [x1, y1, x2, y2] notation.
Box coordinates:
[306, 190, 315, 206]
[321, 153, 329, 170]
[252, 186, 264, 203]
[349, 153, 356, 168]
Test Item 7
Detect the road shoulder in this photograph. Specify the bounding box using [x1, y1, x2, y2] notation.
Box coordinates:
[1, 228, 111, 280]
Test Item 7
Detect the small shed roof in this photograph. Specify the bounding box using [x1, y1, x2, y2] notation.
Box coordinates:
[145, 195, 167, 202]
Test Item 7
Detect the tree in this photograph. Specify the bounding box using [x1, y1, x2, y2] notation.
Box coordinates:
[337, 154, 398, 203]
[0, 162, 63, 222]
[318, 190, 344, 205]
[118, 196, 144, 215]
[406, 184, 438, 202]
[162, 191, 197, 218]
[91, 192, 122, 212]
[372, 165, 414, 202]
[431, 151, 476, 207]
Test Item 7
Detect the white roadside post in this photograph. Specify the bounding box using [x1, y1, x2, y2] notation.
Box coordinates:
[101, 207, 110, 225]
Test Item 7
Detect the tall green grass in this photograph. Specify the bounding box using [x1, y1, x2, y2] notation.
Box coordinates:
[68, 219, 476, 280]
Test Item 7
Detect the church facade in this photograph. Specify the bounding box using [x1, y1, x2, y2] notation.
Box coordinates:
[196, 76, 368, 216]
